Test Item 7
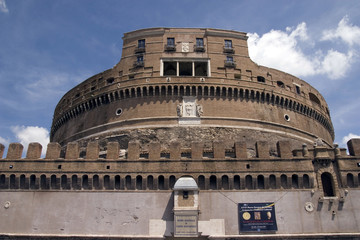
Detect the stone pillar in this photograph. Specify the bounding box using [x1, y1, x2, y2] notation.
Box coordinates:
[213, 141, 225, 159]
[347, 138, 360, 156]
[256, 141, 269, 158]
[6, 143, 23, 159]
[26, 142, 42, 159]
[191, 142, 203, 160]
[107, 142, 119, 160]
[149, 142, 161, 160]
[277, 141, 292, 158]
[45, 142, 61, 159]
[65, 142, 79, 160]
[0, 143, 4, 159]
[235, 141, 247, 158]
[86, 141, 99, 160]
[128, 141, 140, 160]
[170, 141, 181, 160]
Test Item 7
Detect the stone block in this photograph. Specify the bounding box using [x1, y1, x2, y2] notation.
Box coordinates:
[107, 142, 119, 159]
[191, 142, 203, 159]
[128, 141, 140, 160]
[170, 141, 181, 160]
[213, 141, 225, 159]
[86, 141, 99, 159]
[314, 146, 329, 158]
[347, 138, 360, 156]
[256, 141, 269, 158]
[149, 142, 161, 160]
[277, 141, 292, 158]
[45, 142, 61, 159]
[65, 142, 79, 159]
[6, 143, 23, 159]
[0, 143, 4, 159]
[235, 141, 247, 158]
[26, 142, 42, 159]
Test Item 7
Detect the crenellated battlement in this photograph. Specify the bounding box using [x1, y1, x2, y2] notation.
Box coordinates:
[2, 139, 360, 160]
[0, 139, 359, 192]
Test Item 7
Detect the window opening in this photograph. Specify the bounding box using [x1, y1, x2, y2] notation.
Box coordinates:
[179, 62, 192, 76]
[138, 39, 145, 48]
[196, 38, 204, 47]
[167, 38, 175, 46]
[164, 62, 177, 76]
[195, 62, 207, 76]
[295, 85, 301, 95]
[321, 172, 335, 197]
[257, 76, 265, 83]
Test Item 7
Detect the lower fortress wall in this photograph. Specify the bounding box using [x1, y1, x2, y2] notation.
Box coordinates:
[1, 190, 360, 239]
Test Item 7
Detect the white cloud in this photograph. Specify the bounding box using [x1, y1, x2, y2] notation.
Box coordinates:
[11, 126, 49, 156]
[0, 0, 8, 13]
[342, 133, 360, 146]
[321, 15, 360, 46]
[0, 136, 10, 146]
[247, 17, 358, 80]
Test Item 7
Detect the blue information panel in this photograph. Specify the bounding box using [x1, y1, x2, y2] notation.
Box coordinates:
[238, 202, 277, 232]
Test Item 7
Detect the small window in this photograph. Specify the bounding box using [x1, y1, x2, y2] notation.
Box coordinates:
[225, 40, 232, 49]
[277, 81, 285, 88]
[106, 77, 114, 85]
[167, 38, 175, 46]
[164, 61, 177, 76]
[138, 39, 145, 48]
[295, 85, 301, 95]
[257, 76, 265, 83]
[183, 190, 189, 199]
[226, 56, 233, 62]
[196, 38, 204, 47]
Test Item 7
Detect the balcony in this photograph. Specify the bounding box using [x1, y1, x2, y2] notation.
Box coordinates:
[223, 47, 234, 54]
[224, 60, 236, 68]
[194, 45, 205, 52]
[165, 44, 176, 52]
[135, 46, 145, 54]
[133, 61, 144, 68]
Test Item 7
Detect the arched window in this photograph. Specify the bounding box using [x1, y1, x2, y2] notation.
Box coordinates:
[93, 175, 100, 189]
[222, 175, 229, 190]
[321, 172, 335, 197]
[51, 175, 57, 189]
[30, 175, 36, 189]
[147, 175, 154, 190]
[10, 174, 17, 189]
[210, 175, 217, 190]
[280, 175, 288, 189]
[257, 175, 265, 189]
[269, 175, 276, 189]
[61, 175, 67, 189]
[40, 175, 47, 189]
[72, 175, 79, 190]
[245, 175, 253, 189]
[292, 174, 299, 189]
[115, 175, 121, 190]
[347, 173, 354, 188]
[198, 175, 205, 190]
[234, 175, 240, 190]
[0, 174, 6, 188]
[303, 174, 310, 188]
[125, 175, 132, 190]
[158, 175, 165, 190]
[136, 175, 143, 190]
[82, 175, 89, 189]
[169, 175, 176, 189]
[20, 174, 27, 189]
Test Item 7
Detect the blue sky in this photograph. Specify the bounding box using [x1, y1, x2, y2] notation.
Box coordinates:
[0, 0, 360, 155]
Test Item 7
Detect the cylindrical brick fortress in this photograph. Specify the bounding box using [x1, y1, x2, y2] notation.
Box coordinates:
[50, 28, 334, 151]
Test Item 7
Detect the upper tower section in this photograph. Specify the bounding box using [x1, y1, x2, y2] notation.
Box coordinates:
[50, 28, 334, 151]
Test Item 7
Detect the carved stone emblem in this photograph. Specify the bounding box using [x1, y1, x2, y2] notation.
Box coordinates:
[182, 42, 189, 53]
[177, 97, 202, 124]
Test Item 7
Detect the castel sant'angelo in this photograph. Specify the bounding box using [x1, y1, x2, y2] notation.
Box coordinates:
[1, 28, 360, 239]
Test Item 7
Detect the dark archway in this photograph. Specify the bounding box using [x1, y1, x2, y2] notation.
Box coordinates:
[321, 172, 335, 197]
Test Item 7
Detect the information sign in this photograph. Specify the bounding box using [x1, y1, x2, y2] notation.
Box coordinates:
[238, 202, 277, 232]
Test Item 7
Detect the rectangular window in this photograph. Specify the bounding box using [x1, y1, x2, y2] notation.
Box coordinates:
[138, 39, 145, 48]
[167, 38, 175, 46]
[225, 40, 232, 49]
[179, 62, 192, 76]
[164, 61, 177, 76]
[163, 60, 208, 77]
[295, 85, 301, 94]
[137, 55, 144, 63]
[226, 56, 233, 63]
[196, 38, 204, 47]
